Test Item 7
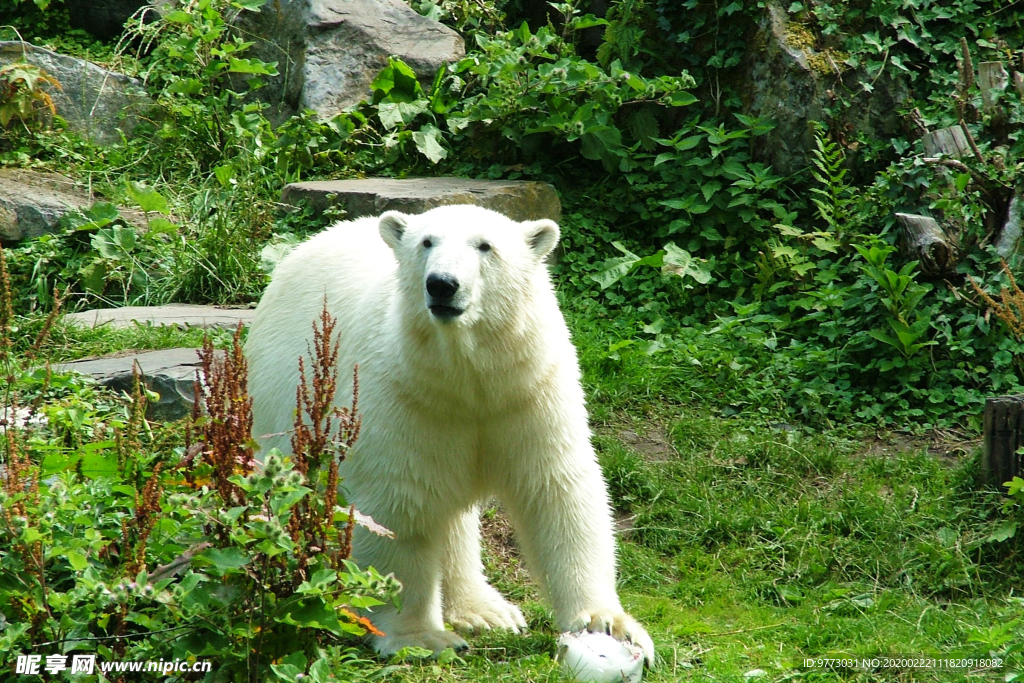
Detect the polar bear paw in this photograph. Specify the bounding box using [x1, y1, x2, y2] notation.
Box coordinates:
[568, 608, 656, 667]
[371, 629, 469, 658]
[445, 589, 527, 634]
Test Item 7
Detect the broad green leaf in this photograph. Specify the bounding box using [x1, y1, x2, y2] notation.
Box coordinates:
[987, 521, 1017, 543]
[662, 243, 712, 284]
[775, 223, 805, 237]
[145, 217, 178, 236]
[276, 596, 346, 636]
[228, 58, 278, 76]
[167, 78, 204, 95]
[197, 547, 251, 572]
[66, 549, 88, 571]
[412, 124, 447, 163]
[667, 91, 699, 106]
[125, 181, 170, 215]
[164, 10, 192, 22]
[590, 255, 637, 289]
[80, 451, 117, 479]
[811, 236, 841, 253]
[260, 234, 301, 275]
[377, 100, 428, 130]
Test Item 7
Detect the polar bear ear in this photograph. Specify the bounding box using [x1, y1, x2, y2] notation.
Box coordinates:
[379, 212, 410, 250]
[524, 219, 560, 261]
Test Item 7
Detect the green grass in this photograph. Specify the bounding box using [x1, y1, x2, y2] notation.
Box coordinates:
[25, 319, 241, 362]
[12, 299, 1023, 683]
[376, 415, 1020, 682]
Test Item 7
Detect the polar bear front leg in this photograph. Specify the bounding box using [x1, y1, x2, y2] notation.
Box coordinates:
[500, 450, 656, 666]
[356, 528, 469, 657]
[442, 505, 527, 634]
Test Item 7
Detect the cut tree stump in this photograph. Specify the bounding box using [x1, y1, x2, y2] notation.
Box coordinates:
[922, 125, 970, 158]
[996, 194, 1024, 258]
[982, 395, 1024, 487]
[895, 213, 958, 276]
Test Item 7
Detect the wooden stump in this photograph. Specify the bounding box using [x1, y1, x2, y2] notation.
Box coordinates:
[922, 125, 970, 158]
[895, 213, 958, 276]
[979, 61, 1009, 114]
[982, 395, 1024, 487]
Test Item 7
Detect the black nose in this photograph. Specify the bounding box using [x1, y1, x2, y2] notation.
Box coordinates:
[426, 273, 459, 299]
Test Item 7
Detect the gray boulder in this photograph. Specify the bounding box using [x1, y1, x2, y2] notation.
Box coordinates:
[281, 177, 562, 223]
[0, 169, 147, 243]
[741, 3, 909, 176]
[239, 0, 465, 120]
[55, 348, 212, 422]
[0, 42, 154, 145]
[0, 169, 95, 242]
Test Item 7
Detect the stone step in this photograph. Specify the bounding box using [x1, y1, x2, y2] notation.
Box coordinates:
[55, 348, 215, 422]
[63, 304, 256, 331]
[281, 177, 562, 224]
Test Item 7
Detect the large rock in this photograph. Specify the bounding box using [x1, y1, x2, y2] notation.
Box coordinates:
[741, 3, 909, 176]
[0, 169, 147, 243]
[239, 0, 465, 120]
[0, 42, 154, 145]
[281, 177, 562, 223]
[63, 304, 256, 330]
[0, 169, 95, 242]
[55, 348, 212, 421]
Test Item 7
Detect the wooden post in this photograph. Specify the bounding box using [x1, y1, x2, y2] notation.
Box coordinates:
[895, 213, 958, 276]
[922, 125, 970, 158]
[982, 396, 1024, 487]
[979, 62, 1009, 114]
[996, 194, 1023, 258]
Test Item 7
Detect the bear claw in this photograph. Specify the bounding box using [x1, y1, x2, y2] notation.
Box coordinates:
[568, 609, 656, 667]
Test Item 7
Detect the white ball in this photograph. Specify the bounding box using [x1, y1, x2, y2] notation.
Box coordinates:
[556, 631, 645, 683]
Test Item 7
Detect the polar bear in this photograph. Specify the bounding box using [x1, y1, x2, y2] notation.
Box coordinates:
[246, 204, 654, 664]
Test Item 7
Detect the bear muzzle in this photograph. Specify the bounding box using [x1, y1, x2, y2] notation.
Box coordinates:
[426, 272, 464, 321]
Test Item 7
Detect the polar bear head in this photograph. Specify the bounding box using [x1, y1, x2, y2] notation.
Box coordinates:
[378, 205, 559, 327]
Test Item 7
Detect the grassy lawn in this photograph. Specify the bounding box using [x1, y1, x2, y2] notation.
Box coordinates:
[7, 313, 1022, 682]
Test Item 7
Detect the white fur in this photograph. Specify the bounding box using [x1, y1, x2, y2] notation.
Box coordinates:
[246, 204, 654, 664]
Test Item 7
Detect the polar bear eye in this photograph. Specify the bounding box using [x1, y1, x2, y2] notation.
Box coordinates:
[479, 242, 491, 252]
[422, 238, 433, 248]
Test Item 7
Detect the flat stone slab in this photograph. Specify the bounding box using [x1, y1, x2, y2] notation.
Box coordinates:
[64, 304, 256, 330]
[56, 348, 215, 421]
[281, 177, 562, 224]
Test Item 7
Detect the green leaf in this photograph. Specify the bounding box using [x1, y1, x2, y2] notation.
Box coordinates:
[276, 596, 348, 636]
[811, 236, 841, 253]
[987, 521, 1017, 543]
[167, 78, 204, 95]
[92, 226, 137, 259]
[80, 451, 117, 479]
[377, 100, 428, 130]
[590, 242, 640, 289]
[164, 10, 192, 22]
[125, 181, 170, 215]
[662, 243, 712, 284]
[197, 547, 251, 573]
[66, 549, 88, 571]
[667, 90, 699, 106]
[228, 58, 278, 76]
[145, 217, 178, 236]
[412, 124, 448, 163]
[78, 262, 107, 294]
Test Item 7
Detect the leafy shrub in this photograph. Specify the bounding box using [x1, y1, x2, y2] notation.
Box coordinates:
[0, 248, 399, 680]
